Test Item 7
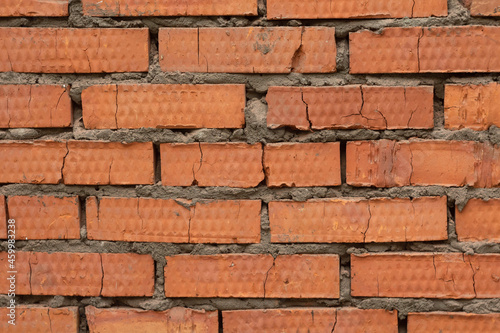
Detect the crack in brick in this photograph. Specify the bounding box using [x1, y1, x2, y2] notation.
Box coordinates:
[54, 86, 68, 127]
[300, 88, 312, 130]
[411, 0, 416, 17]
[192, 143, 203, 185]
[60, 141, 69, 184]
[467, 255, 478, 298]
[188, 204, 195, 243]
[330, 311, 337, 333]
[108, 158, 114, 185]
[27, 85, 33, 124]
[363, 202, 371, 242]
[416, 28, 424, 72]
[47, 309, 53, 333]
[408, 144, 414, 186]
[99, 253, 104, 296]
[6, 95, 10, 128]
[28, 253, 33, 295]
[114, 84, 119, 129]
[432, 256, 437, 279]
[136, 199, 145, 231]
[262, 256, 276, 298]
[290, 27, 305, 72]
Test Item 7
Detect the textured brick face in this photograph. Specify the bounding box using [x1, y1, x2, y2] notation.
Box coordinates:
[407, 312, 500, 332]
[0, 0, 69, 16]
[469, 0, 500, 16]
[0, 306, 79, 333]
[0, 196, 5, 239]
[455, 198, 500, 242]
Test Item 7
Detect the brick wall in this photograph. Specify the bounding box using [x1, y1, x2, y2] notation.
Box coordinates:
[0, 0, 499, 332]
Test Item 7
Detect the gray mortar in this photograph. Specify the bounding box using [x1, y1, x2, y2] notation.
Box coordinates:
[1, 0, 500, 332]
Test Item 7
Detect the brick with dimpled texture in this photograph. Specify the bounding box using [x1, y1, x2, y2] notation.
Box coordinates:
[0, 306, 79, 332]
[0, 251, 31, 295]
[469, 0, 500, 16]
[407, 312, 500, 332]
[0, 0, 68, 16]
[455, 198, 500, 242]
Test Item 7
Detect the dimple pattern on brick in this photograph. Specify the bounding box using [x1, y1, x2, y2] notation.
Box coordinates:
[0, 306, 79, 333]
[456, 198, 500, 242]
[469, 0, 500, 16]
[0, 0, 69, 16]
[0, 28, 149, 73]
[0, 251, 31, 295]
[408, 312, 500, 332]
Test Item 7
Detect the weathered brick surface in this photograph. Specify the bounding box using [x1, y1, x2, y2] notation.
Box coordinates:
[159, 27, 336, 73]
[0, 306, 79, 332]
[455, 198, 500, 242]
[350, 26, 500, 73]
[408, 312, 500, 332]
[444, 83, 500, 130]
[0, 0, 69, 16]
[86, 306, 218, 333]
[164, 254, 339, 298]
[269, 196, 447, 243]
[267, 86, 434, 130]
[223, 308, 398, 333]
[0, 85, 72, 128]
[0, 28, 149, 73]
[8, 195, 80, 240]
[351, 253, 500, 298]
[161, 143, 264, 187]
[267, 0, 447, 19]
[82, 84, 246, 129]
[82, 0, 257, 16]
[469, 0, 500, 16]
[87, 197, 261, 243]
[264, 143, 341, 187]
[346, 140, 500, 187]
[0, 251, 31, 295]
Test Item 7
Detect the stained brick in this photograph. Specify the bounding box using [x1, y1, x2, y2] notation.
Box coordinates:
[223, 308, 397, 333]
[0, 0, 69, 16]
[469, 0, 500, 16]
[159, 27, 336, 73]
[346, 140, 500, 188]
[269, 196, 447, 243]
[267, 0, 447, 19]
[456, 198, 500, 242]
[0, 141, 67, 184]
[408, 312, 500, 332]
[267, 86, 434, 130]
[0, 28, 149, 73]
[82, 84, 245, 129]
[351, 253, 500, 298]
[264, 143, 341, 187]
[8, 195, 80, 240]
[0, 85, 72, 128]
[63, 141, 154, 185]
[444, 83, 500, 130]
[350, 26, 500, 73]
[160, 143, 264, 188]
[86, 306, 218, 333]
[82, 0, 257, 16]
[0, 306, 79, 332]
[164, 254, 339, 298]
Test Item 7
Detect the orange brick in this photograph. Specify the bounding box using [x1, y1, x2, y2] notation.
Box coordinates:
[159, 27, 336, 73]
[86, 306, 218, 333]
[0, 85, 72, 128]
[269, 196, 447, 243]
[63, 141, 154, 185]
[267, 0, 447, 19]
[470, 0, 500, 16]
[100, 253, 154, 297]
[408, 312, 500, 332]
[8, 195, 80, 240]
[267, 86, 434, 130]
[0, 28, 149, 73]
[444, 83, 500, 130]
[82, 84, 245, 129]
[0, 196, 5, 239]
[0, 141, 67, 184]
[350, 26, 500, 73]
[83, 0, 257, 16]
[0, 251, 31, 295]
[0, 306, 79, 332]
[164, 254, 339, 298]
[456, 198, 500, 242]
[160, 143, 264, 188]
[346, 140, 500, 188]
[0, 0, 68, 16]
[223, 308, 397, 333]
[264, 143, 341, 187]
[351, 253, 500, 298]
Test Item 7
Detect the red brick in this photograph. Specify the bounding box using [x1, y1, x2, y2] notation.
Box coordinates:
[0, 28, 149, 73]
[444, 83, 500, 130]
[346, 140, 500, 188]
[82, 84, 245, 129]
[267, 86, 434, 130]
[456, 198, 500, 242]
[223, 308, 397, 333]
[264, 143, 341, 187]
[159, 27, 336, 73]
[0, 85, 72, 128]
[408, 312, 500, 332]
[267, 0, 446, 19]
[0, 141, 67, 184]
[8, 195, 80, 240]
[0, 306, 79, 332]
[86, 306, 218, 333]
[269, 196, 447, 243]
[0, 0, 68, 16]
[164, 254, 339, 298]
[83, 0, 257, 16]
[63, 141, 154, 185]
[0, 196, 5, 239]
[470, 0, 500, 16]
[351, 253, 500, 298]
[0, 251, 31, 295]
[350, 26, 500, 73]
[160, 143, 264, 188]
[87, 197, 260, 243]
